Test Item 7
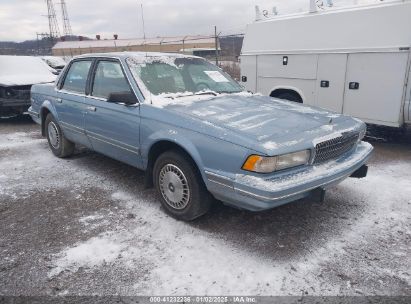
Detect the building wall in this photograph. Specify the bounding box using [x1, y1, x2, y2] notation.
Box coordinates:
[52, 42, 215, 57]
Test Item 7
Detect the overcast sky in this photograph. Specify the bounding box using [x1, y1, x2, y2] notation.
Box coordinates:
[1, 0, 379, 42]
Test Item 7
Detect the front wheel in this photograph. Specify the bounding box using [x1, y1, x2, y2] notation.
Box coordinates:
[45, 114, 75, 158]
[153, 150, 213, 221]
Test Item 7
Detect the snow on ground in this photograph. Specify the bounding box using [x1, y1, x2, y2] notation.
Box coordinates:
[46, 158, 409, 295]
[0, 120, 410, 296]
[49, 231, 127, 278]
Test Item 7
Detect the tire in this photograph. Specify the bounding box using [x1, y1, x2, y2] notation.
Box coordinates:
[276, 92, 303, 103]
[153, 150, 213, 221]
[45, 113, 75, 158]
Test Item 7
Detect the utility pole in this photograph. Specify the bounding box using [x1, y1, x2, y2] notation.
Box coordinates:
[214, 26, 219, 66]
[141, 3, 146, 40]
[60, 0, 73, 37]
[182, 36, 187, 54]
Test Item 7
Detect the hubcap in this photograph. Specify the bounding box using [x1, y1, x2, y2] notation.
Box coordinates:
[159, 164, 190, 210]
[48, 121, 60, 149]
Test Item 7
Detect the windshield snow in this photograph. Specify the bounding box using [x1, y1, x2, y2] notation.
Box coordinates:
[126, 56, 243, 97]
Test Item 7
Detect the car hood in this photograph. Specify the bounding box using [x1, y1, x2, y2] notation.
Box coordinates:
[174, 94, 345, 131]
[0, 56, 57, 87]
[149, 93, 363, 155]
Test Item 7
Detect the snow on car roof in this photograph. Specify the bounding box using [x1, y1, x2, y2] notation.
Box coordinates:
[41, 56, 67, 68]
[75, 51, 199, 60]
[0, 56, 57, 87]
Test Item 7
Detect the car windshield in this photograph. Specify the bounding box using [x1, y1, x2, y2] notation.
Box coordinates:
[126, 55, 243, 97]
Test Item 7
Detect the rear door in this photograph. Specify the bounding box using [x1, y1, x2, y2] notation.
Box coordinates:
[315, 54, 348, 113]
[56, 59, 93, 147]
[84, 59, 142, 168]
[343, 52, 409, 127]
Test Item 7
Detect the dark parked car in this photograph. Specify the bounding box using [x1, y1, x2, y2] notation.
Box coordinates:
[0, 56, 56, 117]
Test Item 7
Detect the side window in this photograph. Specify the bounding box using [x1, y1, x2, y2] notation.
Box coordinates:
[62, 60, 92, 94]
[92, 61, 132, 99]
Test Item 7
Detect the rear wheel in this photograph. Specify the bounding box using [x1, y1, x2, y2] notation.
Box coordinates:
[272, 91, 303, 103]
[153, 150, 213, 221]
[45, 114, 75, 158]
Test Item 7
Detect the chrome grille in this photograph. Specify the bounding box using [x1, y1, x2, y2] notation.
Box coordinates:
[313, 132, 359, 164]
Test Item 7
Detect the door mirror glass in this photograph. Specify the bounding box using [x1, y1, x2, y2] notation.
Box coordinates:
[107, 91, 138, 105]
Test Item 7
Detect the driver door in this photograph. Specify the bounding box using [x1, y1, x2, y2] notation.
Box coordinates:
[84, 59, 142, 168]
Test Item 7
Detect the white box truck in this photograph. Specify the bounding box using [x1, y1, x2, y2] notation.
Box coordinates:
[240, 0, 411, 129]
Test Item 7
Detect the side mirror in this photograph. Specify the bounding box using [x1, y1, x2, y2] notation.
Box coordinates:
[107, 91, 138, 105]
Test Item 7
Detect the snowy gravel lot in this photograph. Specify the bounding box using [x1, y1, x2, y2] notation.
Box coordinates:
[0, 116, 410, 296]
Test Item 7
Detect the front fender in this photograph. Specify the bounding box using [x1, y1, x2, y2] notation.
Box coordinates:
[141, 128, 207, 182]
[39, 99, 59, 135]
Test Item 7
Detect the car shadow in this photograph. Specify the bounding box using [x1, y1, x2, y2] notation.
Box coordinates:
[0, 115, 36, 135]
[191, 189, 362, 261]
[64, 147, 364, 261]
[69, 148, 147, 191]
[365, 125, 411, 145]
[0, 114, 34, 125]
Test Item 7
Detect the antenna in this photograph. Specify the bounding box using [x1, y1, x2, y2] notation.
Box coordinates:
[60, 0, 73, 37]
[141, 3, 146, 40]
[45, 0, 61, 39]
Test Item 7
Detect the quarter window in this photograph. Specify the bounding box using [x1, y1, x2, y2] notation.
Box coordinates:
[62, 60, 92, 94]
[92, 61, 132, 99]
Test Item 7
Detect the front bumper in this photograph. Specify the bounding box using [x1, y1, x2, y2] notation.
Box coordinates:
[28, 106, 41, 124]
[206, 141, 373, 211]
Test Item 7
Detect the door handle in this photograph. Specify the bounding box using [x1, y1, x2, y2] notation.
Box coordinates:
[349, 82, 360, 90]
[56, 98, 62, 103]
[86, 106, 97, 112]
[320, 80, 330, 88]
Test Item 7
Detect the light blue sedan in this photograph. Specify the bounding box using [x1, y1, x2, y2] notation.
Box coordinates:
[29, 52, 373, 221]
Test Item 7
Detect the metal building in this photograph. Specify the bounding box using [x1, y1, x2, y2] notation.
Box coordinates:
[52, 35, 217, 57]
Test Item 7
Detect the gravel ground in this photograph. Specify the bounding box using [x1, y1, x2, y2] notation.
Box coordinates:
[0, 115, 410, 296]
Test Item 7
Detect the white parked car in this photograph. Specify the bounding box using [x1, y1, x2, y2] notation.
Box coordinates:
[41, 56, 67, 74]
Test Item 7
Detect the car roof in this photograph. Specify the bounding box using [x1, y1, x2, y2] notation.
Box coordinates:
[74, 51, 201, 61]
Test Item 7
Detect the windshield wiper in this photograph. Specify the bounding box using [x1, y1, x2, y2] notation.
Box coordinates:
[193, 91, 218, 96]
[163, 91, 218, 99]
[216, 90, 244, 94]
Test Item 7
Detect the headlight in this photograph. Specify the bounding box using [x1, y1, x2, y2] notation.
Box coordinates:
[242, 150, 311, 173]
